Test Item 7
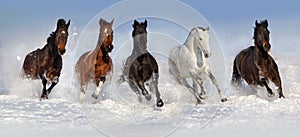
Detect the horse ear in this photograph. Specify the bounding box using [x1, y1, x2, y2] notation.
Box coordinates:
[264, 20, 268, 27]
[99, 18, 104, 26]
[206, 27, 209, 31]
[143, 20, 147, 28]
[255, 20, 259, 27]
[67, 20, 71, 28]
[133, 20, 139, 28]
[110, 18, 114, 26]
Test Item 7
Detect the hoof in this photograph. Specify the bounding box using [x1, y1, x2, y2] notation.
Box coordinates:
[279, 94, 285, 98]
[91, 93, 99, 99]
[142, 90, 149, 96]
[41, 95, 48, 100]
[156, 99, 164, 107]
[145, 94, 152, 101]
[268, 92, 275, 97]
[221, 98, 228, 102]
[200, 94, 207, 99]
[196, 99, 202, 104]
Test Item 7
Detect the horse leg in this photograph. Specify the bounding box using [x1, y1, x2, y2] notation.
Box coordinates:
[128, 79, 142, 102]
[45, 76, 59, 98]
[192, 78, 202, 104]
[91, 76, 105, 100]
[79, 75, 88, 103]
[40, 74, 48, 99]
[205, 69, 227, 102]
[150, 73, 164, 107]
[261, 78, 275, 97]
[137, 80, 152, 101]
[271, 74, 285, 98]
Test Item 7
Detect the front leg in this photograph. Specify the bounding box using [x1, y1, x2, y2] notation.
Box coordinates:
[128, 79, 142, 102]
[137, 81, 151, 101]
[150, 73, 164, 107]
[45, 76, 59, 97]
[205, 69, 227, 102]
[40, 74, 48, 99]
[261, 78, 275, 97]
[91, 76, 105, 100]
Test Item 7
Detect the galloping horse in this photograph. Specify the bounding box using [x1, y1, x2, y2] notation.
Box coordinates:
[232, 20, 285, 98]
[119, 20, 164, 107]
[169, 27, 227, 104]
[76, 18, 114, 103]
[22, 19, 70, 99]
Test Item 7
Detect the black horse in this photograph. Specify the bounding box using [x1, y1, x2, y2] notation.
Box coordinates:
[232, 20, 284, 98]
[119, 20, 164, 107]
[22, 19, 70, 99]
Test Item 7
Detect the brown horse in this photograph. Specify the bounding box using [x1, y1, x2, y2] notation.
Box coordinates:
[76, 18, 114, 103]
[232, 20, 284, 98]
[118, 20, 164, 107]
[22, 19, 70, 99]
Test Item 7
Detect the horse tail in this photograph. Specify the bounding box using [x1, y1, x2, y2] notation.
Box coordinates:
[231, 56, 241, 85]
[117, 61, 127, 85]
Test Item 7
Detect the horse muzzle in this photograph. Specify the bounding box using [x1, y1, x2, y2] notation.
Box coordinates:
[59, 49, 66, 55]
[263, 44, 271, 52]
[107, 45, 114, 52]
[204, 52, 212, 58]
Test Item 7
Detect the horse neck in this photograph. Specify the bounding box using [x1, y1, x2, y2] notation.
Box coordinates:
[254, 44, 269, 60]
[184, 33, 200, 55]
[132, 40, 147, 55]
[43, 33, 59, 56]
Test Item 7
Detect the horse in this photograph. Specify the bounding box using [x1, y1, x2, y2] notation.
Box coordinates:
[118, 20, 164, 107]
[169, 27, 227, 104]
[22, 19, 70, 99]
[231, 20, 285, 98]
[76, 18, 114, 103]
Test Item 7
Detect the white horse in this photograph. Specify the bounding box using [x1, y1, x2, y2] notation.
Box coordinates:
[168, 27, 227, 104]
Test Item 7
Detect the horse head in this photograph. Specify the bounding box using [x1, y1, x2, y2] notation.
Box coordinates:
[55, 19, 70, 55]
[193, 27, 211, 58]
[132, 20, 148, 52]
[254, 20, 271, 52]
[99, 18, 114, 53]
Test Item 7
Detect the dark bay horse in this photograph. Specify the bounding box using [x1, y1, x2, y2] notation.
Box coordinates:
[232, 20, 284, 98]
[76, 18, 114, 103]
[119, 20, 164, 107]
[22, 19, 70, 99]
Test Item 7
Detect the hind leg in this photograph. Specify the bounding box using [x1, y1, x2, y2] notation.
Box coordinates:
[150, 73, 164, 107]
[91, 76, 105, 100]
[128, 79, 143, 102]
[191, 78, 202, 104]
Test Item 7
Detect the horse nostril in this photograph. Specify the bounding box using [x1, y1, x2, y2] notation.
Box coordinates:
[59, 49, 66, 55]
[264, 44, 271, 51]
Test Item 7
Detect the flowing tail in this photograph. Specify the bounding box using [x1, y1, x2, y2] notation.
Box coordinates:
[231, 57, 242, 85]
[117, 61, 127, 85]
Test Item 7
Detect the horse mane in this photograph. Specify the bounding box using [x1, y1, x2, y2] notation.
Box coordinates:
[47, 32, 56, 43]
